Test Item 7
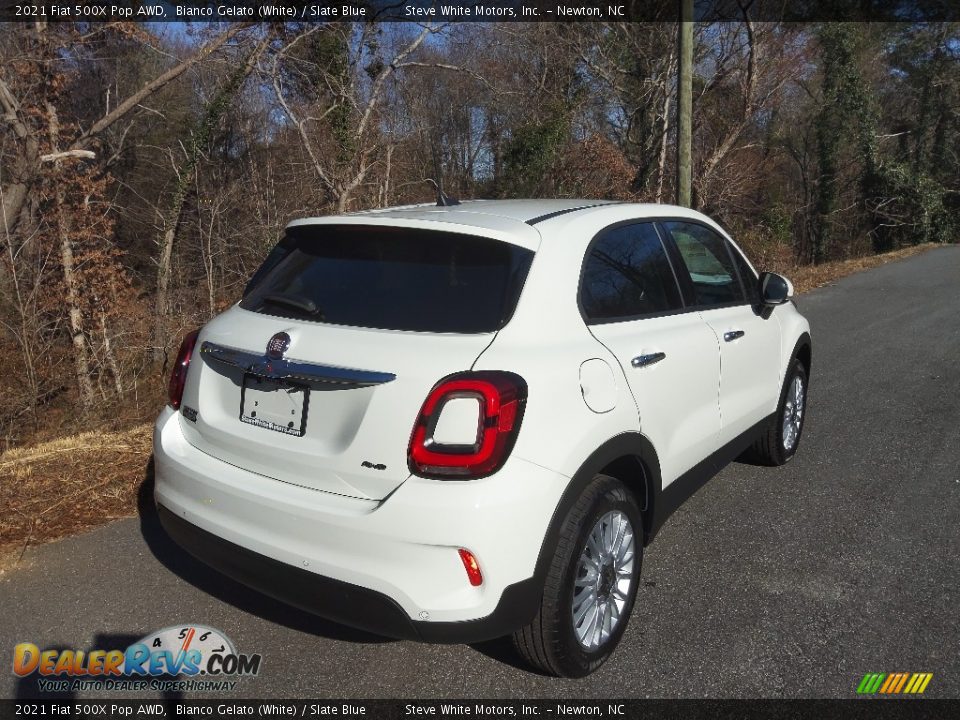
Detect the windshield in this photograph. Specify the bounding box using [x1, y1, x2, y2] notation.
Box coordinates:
[240, 225, 534, 333]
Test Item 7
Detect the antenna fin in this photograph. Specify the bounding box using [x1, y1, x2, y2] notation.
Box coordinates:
[425, 178, 460, 207]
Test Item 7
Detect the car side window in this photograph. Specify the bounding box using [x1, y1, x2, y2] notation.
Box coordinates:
[662, 221, 746, 308]
[580, 223, 684, 322]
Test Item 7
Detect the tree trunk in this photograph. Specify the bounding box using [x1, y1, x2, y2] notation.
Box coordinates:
[336, 160, 370, 213]
[0, 77, 40, 249]
[676, 0, 694, 208]
[655, 68, 673, 203]
[47, 102, 95, 407]
[155, 223, 178, 317]
[379, 144, 394, 207]
[100, 311, 124, 397]
[3, 229, 40, 418]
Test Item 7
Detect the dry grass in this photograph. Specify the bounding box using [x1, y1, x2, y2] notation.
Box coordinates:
[765, 243, 939, 294]
[0, 424, 152, 572]
[0, 242, 944, 572]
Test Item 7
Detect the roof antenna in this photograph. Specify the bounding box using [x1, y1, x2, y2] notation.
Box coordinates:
[425, 178, 460, 207]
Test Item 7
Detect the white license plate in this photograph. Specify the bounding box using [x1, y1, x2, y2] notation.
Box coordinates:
[240, 375, 309, 437]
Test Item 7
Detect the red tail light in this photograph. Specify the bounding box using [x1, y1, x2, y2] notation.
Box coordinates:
[408, 371, 527, 479]
[168, 329, 200, 410]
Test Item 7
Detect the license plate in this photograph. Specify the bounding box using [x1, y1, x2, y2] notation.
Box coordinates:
[240, 374, 309, 437]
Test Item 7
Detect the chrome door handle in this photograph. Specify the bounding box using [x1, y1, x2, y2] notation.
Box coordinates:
[631, 352, 666, 368]
[724, 330, 745, 342]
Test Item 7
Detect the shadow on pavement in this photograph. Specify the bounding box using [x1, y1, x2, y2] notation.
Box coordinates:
[468, 636, 544, 676]
[137, 457, 395, 645]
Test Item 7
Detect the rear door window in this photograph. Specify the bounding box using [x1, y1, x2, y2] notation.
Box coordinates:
[580, 222, 684, 322]
[241, 225, 533, 333]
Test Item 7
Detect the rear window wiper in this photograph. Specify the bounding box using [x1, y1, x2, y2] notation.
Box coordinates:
[262, 293, 323, 318]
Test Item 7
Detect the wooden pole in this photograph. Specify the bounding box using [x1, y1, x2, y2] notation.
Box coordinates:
[676, 0, 694, 207]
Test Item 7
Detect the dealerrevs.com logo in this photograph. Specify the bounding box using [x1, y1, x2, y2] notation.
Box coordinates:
[13, 624, 261, 693]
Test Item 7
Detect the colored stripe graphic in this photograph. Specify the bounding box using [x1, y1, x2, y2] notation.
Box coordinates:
[857, 674, 886, 694]
[879, 674, 897, 693]
[906, 673, 934, 694]
[857, 672, 933, 695]
[893, 673, 910, 693]
[882, 673, 907, 693]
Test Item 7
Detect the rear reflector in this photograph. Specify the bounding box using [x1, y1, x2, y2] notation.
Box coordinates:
[408, 371, 527, 480]
[458, 548, 483, 587]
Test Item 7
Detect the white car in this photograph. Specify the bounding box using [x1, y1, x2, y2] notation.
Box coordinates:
[155, 199, 811, 677]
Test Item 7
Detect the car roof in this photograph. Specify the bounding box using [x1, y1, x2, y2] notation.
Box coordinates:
[286, 199, 717, 251]
[350, 199, 621, 224]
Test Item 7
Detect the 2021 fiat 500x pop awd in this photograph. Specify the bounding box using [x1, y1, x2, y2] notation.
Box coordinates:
[154, 199, 811, 678]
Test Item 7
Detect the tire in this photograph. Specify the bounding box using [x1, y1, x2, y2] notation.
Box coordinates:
[512, 474, 642, 678]
[744, 358, 808, 466]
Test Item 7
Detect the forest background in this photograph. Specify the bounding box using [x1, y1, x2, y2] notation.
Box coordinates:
[0, 17, 956, 460]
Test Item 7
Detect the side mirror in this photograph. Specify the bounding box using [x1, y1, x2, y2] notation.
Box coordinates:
[759, 272, 793, 306]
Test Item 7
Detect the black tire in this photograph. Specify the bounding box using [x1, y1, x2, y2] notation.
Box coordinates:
[743, 358, 808, 466]
[512, 474, 642, 678]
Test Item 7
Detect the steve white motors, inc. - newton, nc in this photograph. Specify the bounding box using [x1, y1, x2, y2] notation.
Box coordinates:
[404, 704, 620, 716]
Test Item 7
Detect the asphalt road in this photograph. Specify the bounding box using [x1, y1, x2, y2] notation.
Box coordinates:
[3, 246, 959, 700]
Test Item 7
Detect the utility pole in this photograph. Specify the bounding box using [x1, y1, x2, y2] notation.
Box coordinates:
[676, 0, 693, 207]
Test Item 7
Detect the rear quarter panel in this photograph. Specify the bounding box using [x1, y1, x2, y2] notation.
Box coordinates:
[472, 211, 645, 481]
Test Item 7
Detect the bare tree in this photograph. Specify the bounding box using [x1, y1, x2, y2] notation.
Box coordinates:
[153, 32, 272, 361]
[693, 20, 805, 212]
[271, 24, 439, 212]
[1, 22, 248, 415]
[0, 23, 248, 248]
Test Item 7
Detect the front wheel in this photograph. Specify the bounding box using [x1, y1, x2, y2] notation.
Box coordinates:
[744, 358, 808, 466]
[512, 474, 642, 677]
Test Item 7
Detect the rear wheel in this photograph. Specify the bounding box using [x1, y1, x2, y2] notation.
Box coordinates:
[744, 358, 808, 466]
[512, 474, 642, 677]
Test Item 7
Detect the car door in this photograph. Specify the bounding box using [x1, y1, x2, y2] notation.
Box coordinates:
[581, 221, 721, 488]
[660, 220, 781, 446]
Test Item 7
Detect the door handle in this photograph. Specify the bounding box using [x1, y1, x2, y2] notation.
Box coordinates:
[631, 352, 666, 368]
[724, 330, 745, 342]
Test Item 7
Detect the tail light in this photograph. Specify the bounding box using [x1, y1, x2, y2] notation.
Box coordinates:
[168, 329, 200, 410]
[408, 371, 527, 479]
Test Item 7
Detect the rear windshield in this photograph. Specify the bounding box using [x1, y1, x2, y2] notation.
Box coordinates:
[240, 225, 534, 333]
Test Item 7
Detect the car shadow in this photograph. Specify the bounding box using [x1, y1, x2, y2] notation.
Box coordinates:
[733, 452, 774, 468]
[468, 636, 548, 676]
[137, 457, 395, 645]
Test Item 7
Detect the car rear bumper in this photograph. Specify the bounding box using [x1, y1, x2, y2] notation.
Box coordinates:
[157, 504, 539, 643]
[152, 407, 567, 641]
